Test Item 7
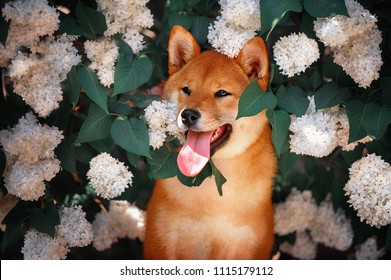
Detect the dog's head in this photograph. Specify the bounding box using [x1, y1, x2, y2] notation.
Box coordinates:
[163, 25, 270, 177]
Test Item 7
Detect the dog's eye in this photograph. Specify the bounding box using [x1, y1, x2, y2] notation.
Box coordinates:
[215, 90, 231, 98]
[182, 86, 191, 95]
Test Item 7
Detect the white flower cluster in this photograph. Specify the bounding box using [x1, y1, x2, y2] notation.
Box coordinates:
[87, 153, 133, 199]
[144, 100, 185, 149]
[275, 188, 353, 259]
[96, 0, 154, 54]
[0, 113, 63, 163]
[314, 0, 382, 88]
[4, 159, 61, 201]
[273, 33, 320, 77]
[0, 0, 59, 66]
[289, 109, 337, 158]
[355, 236, 385, 260]
[57, 205, 94, 247]
[92, 200, 145, 251]
[344, 154, 391, 228]
[274, 188, 318, 235]
[22, 206, 93, 260]
[310, 200, 354, 251]
[84, 38, 119, 87]
[279, 231, 317, 260]
[218, 0, 260, 30]
[22, 229, 69, 260]
[289, 97, 372, 157]
[0, 113, 63, 201]
[207, 0, 260, 58]
[7, 35, 81, 117]
[0, 193, 19, 231]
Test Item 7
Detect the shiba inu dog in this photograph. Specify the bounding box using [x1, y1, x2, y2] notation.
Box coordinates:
[143, 25, 277, 259]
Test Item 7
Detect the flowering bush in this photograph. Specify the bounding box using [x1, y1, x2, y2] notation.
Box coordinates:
[0, 0, 391, 260]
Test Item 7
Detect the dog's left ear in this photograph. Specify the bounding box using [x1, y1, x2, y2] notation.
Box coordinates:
[168, 25, 201, 76]
[235, 37, 269, 92]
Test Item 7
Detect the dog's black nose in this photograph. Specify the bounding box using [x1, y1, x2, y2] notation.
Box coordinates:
[181, 109, 200, 127]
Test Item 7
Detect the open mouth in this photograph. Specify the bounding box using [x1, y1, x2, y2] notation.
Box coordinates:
[183, 123, 232, 153]
[177, 124, 233, 177]
[210, 124, 232, 153]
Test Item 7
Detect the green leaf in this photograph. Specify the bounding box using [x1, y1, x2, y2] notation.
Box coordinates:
[366, 134, 391, 162]
[177, 162, 212, 187]
[260, 0, 303, 39]
[128, 92, 159, 109]
[115, 37, 134, 56]
[322, 58, 354, 87]
[42, 201, 61, 227]
[27, 210, 45, 231]
[190, 16, 213, 45]
[304, 156, 317, 174]
[66, 66, 80, 109]
[111, 117, 151, 158]
[271, 63, 285, 86]
[346, 100, 369, 143]
[75, 104, 111, 143]
[89, 136, 114, 153]
[301, 11, 317, 39]
[74, 143, 96, 164]
[267, 109, 291, 156]
[269, 63, 276, 88]
[127, 152, 140, 167]
[58, 14, 88, 37]
[77, 65, 108, 112]
[311, 166, 334, 205]
[75, 0, 107, 39]
[147, 146, 178, 179]
[380, 77, 391, 107]
[352, 219, 378, 246]
[279, 150, 299, 177]
[55, 134, 77, 173]
[303, 0, 348, 18]
[108, 97, 133, 115]
[330, 178, 347, 211]
[1, 218, 26, 252]
[28, 208, 56, 238]
[0, 14, 10, 46]
[309, 70, 322, 90]
[114, 54, 153, 96]
[276, 85, 309, 117]
[210, 161, 226, 196]
[341, 144, 364, 166]
[362, 102, 391, 139]
[143, 43, 168, 82]
[236, 81, 277, 119]
[314, 82, 351, 109]
[169, 0, 184, 11]
[168, 12, 193, 30]
[1, 201, 29, 252]
[184, 0, 202, 8]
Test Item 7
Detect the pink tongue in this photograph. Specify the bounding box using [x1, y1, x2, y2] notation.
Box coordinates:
[177, 130, 213, 177]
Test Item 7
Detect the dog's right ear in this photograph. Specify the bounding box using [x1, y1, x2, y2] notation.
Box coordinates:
[235, 37, 269, 92]
[168, 25, 201, 76]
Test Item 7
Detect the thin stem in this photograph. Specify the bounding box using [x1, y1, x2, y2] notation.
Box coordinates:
[93, 197, 107, 212]
[1, 67, 8, 100]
